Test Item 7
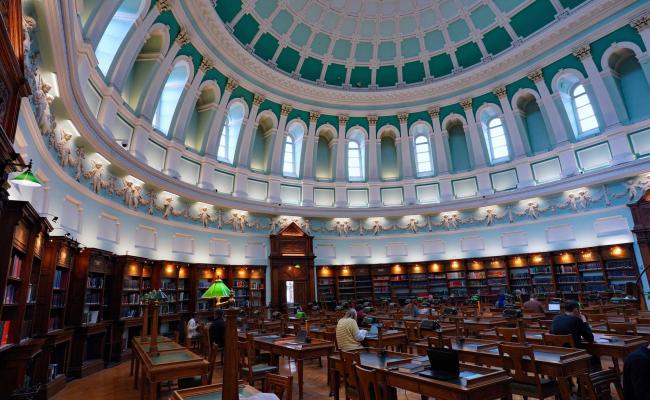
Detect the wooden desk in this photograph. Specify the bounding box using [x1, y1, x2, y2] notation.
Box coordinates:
[137, 348, 208, 400]
[414, 338, 591, 400]
[593, 323, 650, 341]
[253, 335, 334, 400]
[461, 318, 506, 336]
[131, 339, 185, 388]
[363, 330, 407, 352]
[130, 336, 175, 377]
[386, 364, 512, 400]
[172, 383, 258, 400]
[328, 349, 415, 400]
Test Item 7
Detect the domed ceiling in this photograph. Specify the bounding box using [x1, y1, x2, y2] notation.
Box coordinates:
[214, 0, 587, 89]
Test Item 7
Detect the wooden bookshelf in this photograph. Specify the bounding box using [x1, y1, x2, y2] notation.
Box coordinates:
[249, 267, 266, 308]
[67, 248, 113, 378]
[337, 266, 355, 302]
[427, 262, 448, 297]
[155, 261, 190, 337]
[371, 266, 391, 301]
[486, 258, 507, 298]
[390, 264, 410, 301]
[194, 265, 228, 319]
[354, 266, 372, 300]
[467, 260, 488, 297]
[601, 244, 638, 293]
[33, 236, 78, 398]
[577, 248, 607, 294]
[233, 267, 251, 308]
[529, 254, 554, 296]
[0, 201, 51, 399]
[553, 251, 580, 298]
[508, 255, 531, 295]
[446, 260, 467, 298]
[316, 266, 337, 303]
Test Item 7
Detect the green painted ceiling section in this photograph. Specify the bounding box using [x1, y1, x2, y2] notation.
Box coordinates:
[212, 0, 591, 89]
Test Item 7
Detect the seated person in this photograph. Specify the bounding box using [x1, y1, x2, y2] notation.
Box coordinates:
[336, 308, 365, 351]
[522, 295, 545, 314]
[209, 309, 226, 348]
[187, 313, 199, 339]
[624, 343, 650, 400]
[494, 294, 506, 309]
[355, 306, 365, 326]
[550, 301, 594, 347]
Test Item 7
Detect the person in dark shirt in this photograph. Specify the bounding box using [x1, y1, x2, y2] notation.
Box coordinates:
[550, 301, 594, 347]
[209, 309, 226, 348]
[624, 344, 650, 400]
[523, 296, 545, 314]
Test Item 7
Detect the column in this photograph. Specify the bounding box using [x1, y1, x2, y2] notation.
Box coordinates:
[302, 183, 314, 207]
[368, 184, 381, 208]
[236, 94, 265, 168]
[460, 99, 487, 168]
[334, 185, 347, 208]
[439, 179, 453, 202]
[169, 58, 210, 144]
[367, 116, 379, 181]
[477, 173, 493, 196]
[269, 105, 293, 175]
[335, 115, 349, 180]
[109, 4, 163, 89]
[608, 133, 636, 164]
[162, 142, 183, 178]
[129, 120, 150, 163]
[203, 78, 238, 157]
[139, 27, 189, 119]
[302, 111, 320, 180]
[515, 162, 535, 188]
[493, 86, 526, 157]
[558, 148, 579, 177]
[573, 45, 621, 127]
[233, 170, 249, 197]
[84, 0, 121, 47]
[96, 86, 121, 134]
[427, 107, 449, 174]
[528, 69, 569, 145]
[268, 179, 281, 204]
[198, 158, 217, 190]
[397, 112, 414, 179]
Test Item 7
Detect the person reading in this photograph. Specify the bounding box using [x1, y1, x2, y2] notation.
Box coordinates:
[336, 308, 366, 351]
[523, 295, 545, 314]
[550, 301, 594, 347]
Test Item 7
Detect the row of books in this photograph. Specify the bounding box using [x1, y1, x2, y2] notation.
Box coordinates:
[250, 282, 264, 290]
[0, 320, 10, 346]
[52, 293, 65, 308]
[556, 265, 577, 274]
[121, 293, 141, 304]
[48, 316, 62, 331]
[85, 293, 101, 304]
[82, 310, 99, 324]
[86, 276, 104, 289]
[53, 269, 68, 289]
[9, 255, 23, 279]
[123, 278, 141, 290]
[120, 308, 142, 318]
[4, 284, 19, 304]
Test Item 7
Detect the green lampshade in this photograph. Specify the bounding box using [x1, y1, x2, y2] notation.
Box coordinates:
[11, 170, 41, 187]
[149, 289, 168, 302]
[202, 279, 231, 299]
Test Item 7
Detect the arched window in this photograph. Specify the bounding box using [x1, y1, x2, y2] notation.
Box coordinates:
[414, 135, 433, 175]
[282, 123, 304, 177]
[95, 0, 144, 75]
[152, 61, 189, 135]
[571, 84, 599, 134]
[486, 117, 509, 161]
[217, 102, 245, 164]
[348, 140, 363, 181]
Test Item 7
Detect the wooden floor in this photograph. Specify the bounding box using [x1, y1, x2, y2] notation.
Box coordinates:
[53, 356, 369, 400]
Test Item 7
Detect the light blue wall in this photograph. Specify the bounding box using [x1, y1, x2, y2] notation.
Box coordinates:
[618, 57, 650, 123]
[524, 101, 552, 153]
[380, 137, 399, 180]
[448, 124, 471, 171]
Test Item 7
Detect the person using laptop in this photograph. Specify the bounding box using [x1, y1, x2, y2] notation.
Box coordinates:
[523, 295, 545, 313]
[336, 308, 366, 351]
[550, 301, 594, 347]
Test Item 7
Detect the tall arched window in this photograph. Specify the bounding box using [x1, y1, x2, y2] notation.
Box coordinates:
[486, 117, 509, 161]
[348, 140, 363, 181]
[571, 84, 599, 134]
[95, 0, 144, 75]
[414, 135, 433, 175]
[282, 123, 304, 177]
[217, 102, 245, 164]
[152, 61, 189, 135]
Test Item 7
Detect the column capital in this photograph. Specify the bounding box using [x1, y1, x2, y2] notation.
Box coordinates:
[397, 112, 409, 124]
[572, 45, 592, 60]
[367, 115, 378, 126]
[631, 13, 650, 33]
[338, 114, 349, 125]
[199, 57, 213, 72]
[309, 111, 321, 123]
[492, 86, 507, 99]
[527, 69, 544, 83]
[460, 98, 472, 111]
[225, 77, 239, 92]
[156, 0, 173, 12]
[253, 94, 265, 106]
[281, 104, 293, 116]
[427, 106, 440, 119]
[175, 26, 191, 46]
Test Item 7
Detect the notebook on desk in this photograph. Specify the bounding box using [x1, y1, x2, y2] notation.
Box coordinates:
[417, 348, 460, 381]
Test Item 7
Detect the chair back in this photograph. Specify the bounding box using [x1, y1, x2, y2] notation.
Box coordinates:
[355, 364, 381, 400]
[404, 321, 421, 342]
[498, 343, 543, 389]
[264, 373, 293, 400]
[579, 369, 624, 400]
[238, 338, 254, 382]
[427, 335, 451, 349]
[200, 325, 211, 357]
[542, 333, 575, 348]
[637, 317, 650, 324]
[340, 350, 361, 390]
[207, 343, 219, 383]
[538, 319, 553, 330]
[588, 313, 607, 322]
[607, 322, 637, 335]
[496, 326, 519, 342]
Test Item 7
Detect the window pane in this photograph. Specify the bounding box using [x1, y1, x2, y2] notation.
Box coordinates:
[580, 116, 599, 132]
[95, 0, 143, 75]
[576, 105, 595, 120]
[573, 84, 586, 96]
[153, 62, 189, 135]
[574, 93, 590, 108]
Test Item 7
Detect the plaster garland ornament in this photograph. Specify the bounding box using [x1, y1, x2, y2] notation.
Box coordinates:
[301, 219, 312, 235]
[74, 146, 85, 182]
[215, 209, 224, 229]
[193, 207, 212, 228]
[84, 160, 106, 194]
[484, 209, 497, 226]
[34, 78, 55, 139]
[132, 186, 143, 209]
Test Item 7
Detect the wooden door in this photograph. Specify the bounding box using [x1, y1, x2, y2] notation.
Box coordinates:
[293, 281, 308, 307]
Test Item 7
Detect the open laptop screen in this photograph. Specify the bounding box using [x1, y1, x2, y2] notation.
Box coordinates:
[548, 303, 561, 312]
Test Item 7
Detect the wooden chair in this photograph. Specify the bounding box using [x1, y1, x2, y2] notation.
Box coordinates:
[264, 373, 293, 400]
[177, 343, 220, 388]
[404, 321, 421, 353]
[496, 327, 520, 342]
[538, 320, 554, 330]
[587, 313, 607, 323]
[427, 335, 452, 349]
[542, 333, 576, 348]
[579, 369, 623, 400]
[200, 325, 211, 358]
[607, 322, 637, 335]
[239, 337, 278, 387]
[340, 351, 361, 400]
[355, 364, 382, 400]
[498, 343, 560, 399]
[637, 317, 650, 324]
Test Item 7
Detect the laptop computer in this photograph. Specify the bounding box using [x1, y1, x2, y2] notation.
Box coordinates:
[366, 323, 380, 338]
[295, 330, 307, 343]
[548, 303, 561, 312]
[418, 348, 460, 381]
